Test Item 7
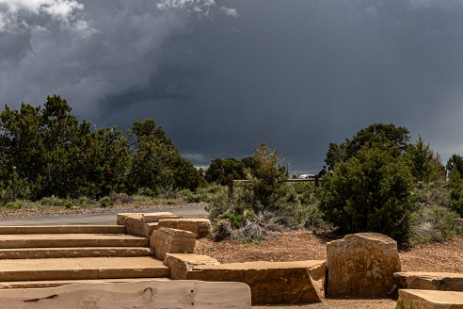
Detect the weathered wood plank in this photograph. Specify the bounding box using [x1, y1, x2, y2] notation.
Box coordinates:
[0, 280, 251, 308]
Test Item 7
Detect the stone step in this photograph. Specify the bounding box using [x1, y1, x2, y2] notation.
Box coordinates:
[0, 247, 152, 259]
[0, 257, 169, 282]
[398, 289, 463, 309]
[0, 278, 170, 289]
[0, 225, 126, 234]
[394, 272, 463, 292]
[0, 233, 149, 249]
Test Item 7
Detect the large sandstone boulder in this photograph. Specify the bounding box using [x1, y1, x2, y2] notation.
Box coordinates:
[185, 260, 326, 305]
[151, 228, 196, 260]
[394, 272, 463, 291]
[326, 232, 401, 297]
[398, 289, 463, 309]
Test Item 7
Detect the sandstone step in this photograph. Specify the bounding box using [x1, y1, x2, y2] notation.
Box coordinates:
[0, 233, 149, 249]
[398, 289, 463, 309]
[394, 272, 463, 292]
[184, 260, 326, 305]
[0, 247, 152, 259]
[0, 257, 169, 282]
[0, 278, 170, 289]
[0, 225, 125, 234]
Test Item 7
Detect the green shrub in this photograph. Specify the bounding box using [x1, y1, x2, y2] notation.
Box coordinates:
[78, 196, 90, 207]
[109, 192, 133, 205]
[411, 205, 462, 243]
[39, 196, 73, 207]
[4, 200, 22, 209]
[448, 167, 463, 216]
[64, 200, 73, 209]
[40, 197, 52, 206]
[320, 147, 415, 244]
[99, 196, 112, 208]
[133, 194, 154, 205]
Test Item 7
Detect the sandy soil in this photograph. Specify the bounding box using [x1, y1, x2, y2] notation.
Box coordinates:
[195, 230, 463, 309]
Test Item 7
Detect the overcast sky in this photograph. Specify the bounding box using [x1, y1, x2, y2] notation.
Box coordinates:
[1, 0, 463, 173]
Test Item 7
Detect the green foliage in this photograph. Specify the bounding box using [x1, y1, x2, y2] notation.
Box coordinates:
[128, 119, 203, 194]
[447, 167, 463, 216]
[320, 147, 415, 244]
[205, 158, 246, 185]
[246, 144, 288, 211]
[3, 200, 22, 209]
[325, 123, 410, 169]
[99, 196, 112, 208]
[447, 154, 463, 178]
[206, 144, 325, 241]
[411, 205, 462, 243]
[39, 196, 74, 208]
[0, 96, 204, 203]
[177, 185, 224, 203]
[406, 136, 434, 182]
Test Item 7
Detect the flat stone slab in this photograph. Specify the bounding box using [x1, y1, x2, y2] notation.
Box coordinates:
[0, 280, 251, 308]
[398, 289, 463, 309]
[158, 219, 211, 238]
[0, 247, 152, 259]
[395, 272, 463, 292]
[143, 212, 178, 223]
[0, 225, 126, 234]
[164, 253, 220, 279]
[186, 260, 326, 305]
[0, 257, 169, 281]
[117, 212, 178, 225]
[0, 233, 149, 248]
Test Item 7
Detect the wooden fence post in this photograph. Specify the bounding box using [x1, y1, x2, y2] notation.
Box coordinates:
[315, 175, 319, 188]
[228, 174, 234, 200]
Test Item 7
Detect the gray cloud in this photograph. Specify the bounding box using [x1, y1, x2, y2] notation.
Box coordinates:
[2, 0, 463, 173]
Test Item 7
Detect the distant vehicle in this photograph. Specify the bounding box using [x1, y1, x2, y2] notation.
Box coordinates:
[298, 173, 316, 179]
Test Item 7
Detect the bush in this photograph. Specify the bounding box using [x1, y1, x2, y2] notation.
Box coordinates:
[207, 144, 314, 241]
[78, 196, 90, 207]
[39, 196, 73, 207]
[99, 196, 112, 208]
[64, 200, 73, 209]
[3, 200, 22, 209]
[411, 205, 462, 243]
[320, 147, 415, 244]
[246, 144, 287, 211]
[448, 167, 463, 216]
[109, 192, 133, 205]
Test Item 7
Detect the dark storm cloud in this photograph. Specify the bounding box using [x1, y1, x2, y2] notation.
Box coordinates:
[2, 0, 463, 173]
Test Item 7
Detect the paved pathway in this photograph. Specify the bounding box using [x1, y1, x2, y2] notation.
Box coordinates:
[0, 204, 208, 226]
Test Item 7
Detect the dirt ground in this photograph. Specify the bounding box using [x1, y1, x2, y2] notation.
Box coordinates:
[195, 230, 463, 309]
[1, 205, 461, 308]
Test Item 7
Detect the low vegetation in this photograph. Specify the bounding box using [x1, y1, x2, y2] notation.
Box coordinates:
[0, 97, 461, 247]
[206, 123, 463, 246]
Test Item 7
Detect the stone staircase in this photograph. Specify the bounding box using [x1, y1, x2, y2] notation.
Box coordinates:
[0, 225, 169, 289]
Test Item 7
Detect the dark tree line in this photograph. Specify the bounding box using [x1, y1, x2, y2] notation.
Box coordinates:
[0, 96, 203, 203]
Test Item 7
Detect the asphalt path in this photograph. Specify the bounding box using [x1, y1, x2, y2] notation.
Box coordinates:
[0, 204, 208, 226]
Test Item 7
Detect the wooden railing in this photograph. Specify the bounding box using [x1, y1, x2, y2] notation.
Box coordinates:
[227, 175, 320, 200]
